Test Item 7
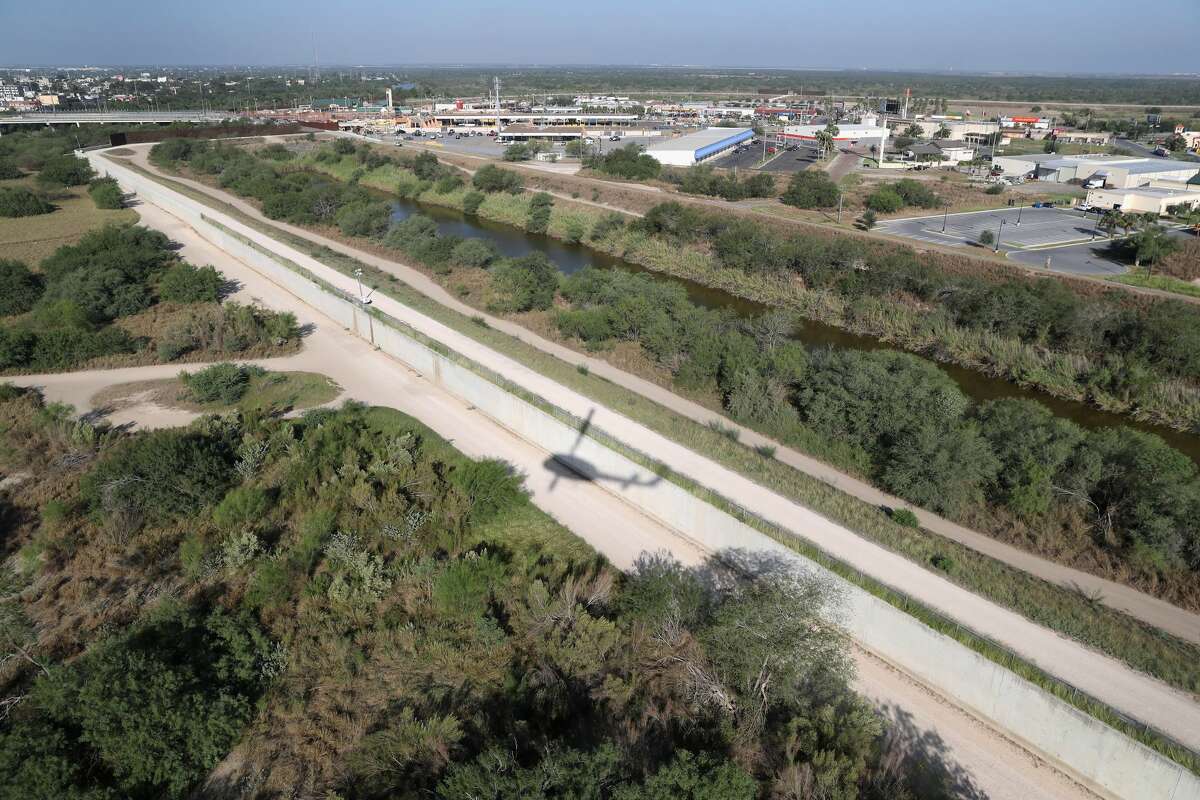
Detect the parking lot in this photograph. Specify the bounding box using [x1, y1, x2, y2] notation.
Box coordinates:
[878, 206, 1102, 250]
[709, 141, 818, 174]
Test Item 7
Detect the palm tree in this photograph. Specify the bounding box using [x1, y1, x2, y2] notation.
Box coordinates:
[1132, 224, 1179, 274]
[1099, 210, 1121, 238]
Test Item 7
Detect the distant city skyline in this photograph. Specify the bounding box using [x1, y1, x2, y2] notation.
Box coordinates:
[2, 0, 1197, 75]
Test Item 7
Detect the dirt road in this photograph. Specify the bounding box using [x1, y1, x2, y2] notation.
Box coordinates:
[120, 146, 1200, 648]
[11, 181, 1098, 800]
[105, 147, 1200, 756]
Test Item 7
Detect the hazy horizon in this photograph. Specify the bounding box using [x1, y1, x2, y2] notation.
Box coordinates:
[3, 0, 1197, 75]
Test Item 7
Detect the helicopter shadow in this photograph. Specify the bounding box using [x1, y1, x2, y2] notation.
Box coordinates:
[544, 408, 663, 491]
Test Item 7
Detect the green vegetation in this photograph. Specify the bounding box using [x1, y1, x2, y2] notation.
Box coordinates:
[0, 260, 43, 316]
[87, 177, 124, 209]
[471, 163, 525, 194]
[121, 171, 1200, 771]
[661, 164, 776, 201]
[182, 361, 263, 403]
[865, 178, 942, 213]
[584, 143, 662, 180]
[781, 170, 840, 209]
[0, 392, 936, 799]
[0, 186, 54, 218]
[0, 161, 22, 181]
[0, 224, 297, 374]
[150, 139, 1200, 600]
[36, 153, 95, 188]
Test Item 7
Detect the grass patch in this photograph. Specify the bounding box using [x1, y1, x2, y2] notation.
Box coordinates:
[0, 177, 136, 264]
[92, 369, 340, 417]
[1111, 271, 1200, 299]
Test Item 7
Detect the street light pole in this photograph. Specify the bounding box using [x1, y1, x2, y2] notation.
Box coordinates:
[941, 206, 950, 232]
[1016, 206, 1023, 226]
[994, 219, 1006, 253]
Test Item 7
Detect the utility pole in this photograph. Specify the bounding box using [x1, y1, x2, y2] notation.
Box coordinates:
[837, 191, 843, 224]
[941, 206, 950, 232]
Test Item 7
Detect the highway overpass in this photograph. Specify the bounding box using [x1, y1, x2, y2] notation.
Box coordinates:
[0, 110, 236, 127]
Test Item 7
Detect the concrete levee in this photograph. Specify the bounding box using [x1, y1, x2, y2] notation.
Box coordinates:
[89, 151, 1199, 800]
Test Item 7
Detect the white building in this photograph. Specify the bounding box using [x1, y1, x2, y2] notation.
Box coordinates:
[991, 153, 1200, 189]
[783, 123, 887, 142]
[1085, 186, 1200, 215]
[646, 127, 754, 166]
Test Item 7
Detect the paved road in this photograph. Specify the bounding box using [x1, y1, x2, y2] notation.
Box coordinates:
[23, 167, 1098, 800]
[122, 144, 1200, 648]
[825, 150, 861, 182]
[110, 146, 1200, 756]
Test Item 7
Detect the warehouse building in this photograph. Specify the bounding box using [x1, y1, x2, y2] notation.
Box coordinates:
[1085, 185, 1200, 214]
[645, 127, 753, 166]
[991, 153, 1200, 188]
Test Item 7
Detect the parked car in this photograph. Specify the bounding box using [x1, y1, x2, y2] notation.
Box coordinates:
[609, 135, 621, 141]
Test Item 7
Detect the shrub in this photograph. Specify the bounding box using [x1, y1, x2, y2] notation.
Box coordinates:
[985, 183, 1005, 195]
[36, 153, 94, 187]
[893, 178, 942, 208]
[0, 160, 22, 180]
[81, 428, 236, 523]
[213, 486, 273, 529]
[0, 260, 44, 316]
[502, 143, 532, 162]
[335, 200, 392, 238]
[890, 507, 920, 527]
[182, 362, 260, 404]
[158, 263, 224, 303]
[781, 171, 841, 209]
[0, 186, 53, 217]
[978, 229, 995, 246]
[434, 174, 464, 193]
[332, 137, 357, 155]
[451, 238, 496, 268]
[586, 144, 661, 180]
[526, 191, 553, 234]
[490, 253, 559, 312]
[864, 187, 903, 213]
[461, 190, 485, 215]
[449, 458, 525, 525]
[860, 209, 878, 230]
[1, 603, 274, 800]
[88, 177, 124, 209]
[472, 164, 523, 194]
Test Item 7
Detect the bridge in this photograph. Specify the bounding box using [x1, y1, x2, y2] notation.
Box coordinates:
[0, 110, 236, 127]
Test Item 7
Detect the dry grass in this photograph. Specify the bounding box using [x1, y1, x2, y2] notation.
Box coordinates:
[0, 177, 137, 265]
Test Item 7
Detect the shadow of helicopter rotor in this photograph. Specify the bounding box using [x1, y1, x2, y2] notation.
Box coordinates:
[544, 408, 663, 491]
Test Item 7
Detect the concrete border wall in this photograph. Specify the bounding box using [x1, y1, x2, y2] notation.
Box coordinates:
[92, 152, 1199, 800]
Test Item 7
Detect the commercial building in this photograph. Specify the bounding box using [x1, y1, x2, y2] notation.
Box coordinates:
[905, 140, 976, 164]
[1051, 130, 1113, 146]
[782, 123, 889, 144]
[991, 153, 1200, 189]
[431, 110, 637, 128]
[900, 119, 998, 144]
[1085, 185, 1200, 214]
[646, 127, 753, 166]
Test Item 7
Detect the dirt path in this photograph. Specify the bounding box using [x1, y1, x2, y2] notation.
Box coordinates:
[13, 177, 1099, 800]
[122, 145, 1200, 648]
[109, 147, 1200, 756]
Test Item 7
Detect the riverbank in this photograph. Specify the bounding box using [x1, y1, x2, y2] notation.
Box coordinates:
[123, 145, 1200, 702]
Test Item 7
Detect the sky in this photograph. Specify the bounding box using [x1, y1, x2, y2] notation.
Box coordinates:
[3, 0, 1198, 74]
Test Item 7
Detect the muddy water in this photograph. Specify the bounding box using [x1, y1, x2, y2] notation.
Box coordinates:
[389, 199, 1200, 463]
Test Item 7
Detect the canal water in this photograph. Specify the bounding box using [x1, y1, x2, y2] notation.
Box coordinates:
[389, 199, 1200, 463]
